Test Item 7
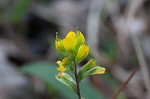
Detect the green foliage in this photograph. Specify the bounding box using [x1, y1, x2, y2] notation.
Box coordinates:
[20, 61, 104, 99]
[79, 66, 105, 82]
[78, 59, 96, 81]
[55, 72, 77, 93]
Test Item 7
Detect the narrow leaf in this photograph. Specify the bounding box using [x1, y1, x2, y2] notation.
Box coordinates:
[55, 72, 77, 93]
[79, 66, 105, 81]
[78, 59, 96, 81]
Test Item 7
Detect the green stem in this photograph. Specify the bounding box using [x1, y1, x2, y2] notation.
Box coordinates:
[74, 61, 81, 99]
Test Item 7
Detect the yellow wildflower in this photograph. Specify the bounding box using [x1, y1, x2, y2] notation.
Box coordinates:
[56, 61, 67, 72]
[55, 31, 86, 55]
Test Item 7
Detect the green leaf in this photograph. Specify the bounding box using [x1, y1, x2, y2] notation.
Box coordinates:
[79, 66, 106, 81]
[78, 59, 96, 81]
[20, 61, 104, 99]
[55, 72, 77, 93]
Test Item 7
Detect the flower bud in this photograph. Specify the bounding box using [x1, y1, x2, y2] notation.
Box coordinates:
[62, 31, 77, 56]
[75, 44, 89, 64]
[81, 59, 96, 71]
[55, 34, 66, 53]
[75, 31, 85, 50]
[92, 67, 106, 74]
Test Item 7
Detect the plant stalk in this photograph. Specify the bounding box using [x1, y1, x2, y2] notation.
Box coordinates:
[74, 62, 81, 99]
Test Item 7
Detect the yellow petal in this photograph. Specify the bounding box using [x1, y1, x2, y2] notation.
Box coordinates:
[75, 32, 85, 50]
[75, 44, 89, 64]
[55, 40, 61, 51]
[55, 36, 65, 52]
[93, 67, 106, 74]
[56, 60, 67, 72]
[78, 32, 85, 43]
[77, 44, 89, 58]
[66, 31, 76, 38]
[57, 65, 67, 72]
[56, 61, 63, 66]
[63, 37, 77, 52]
[63, 31, 77, 52]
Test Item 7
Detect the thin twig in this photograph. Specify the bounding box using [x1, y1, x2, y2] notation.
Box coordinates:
[111, 67, 140, 99]
[126, 0, 150, 98]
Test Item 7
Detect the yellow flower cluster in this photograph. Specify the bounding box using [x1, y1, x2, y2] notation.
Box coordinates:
[55, 29, 106, 97]
[55, 29, 106, 77]
[55, 30, 89, 72]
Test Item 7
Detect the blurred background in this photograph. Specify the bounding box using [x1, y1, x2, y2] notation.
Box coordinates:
[0, 0, 150, 99]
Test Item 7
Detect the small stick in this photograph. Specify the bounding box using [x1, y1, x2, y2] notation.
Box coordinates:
[111, 67, 140, 99]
